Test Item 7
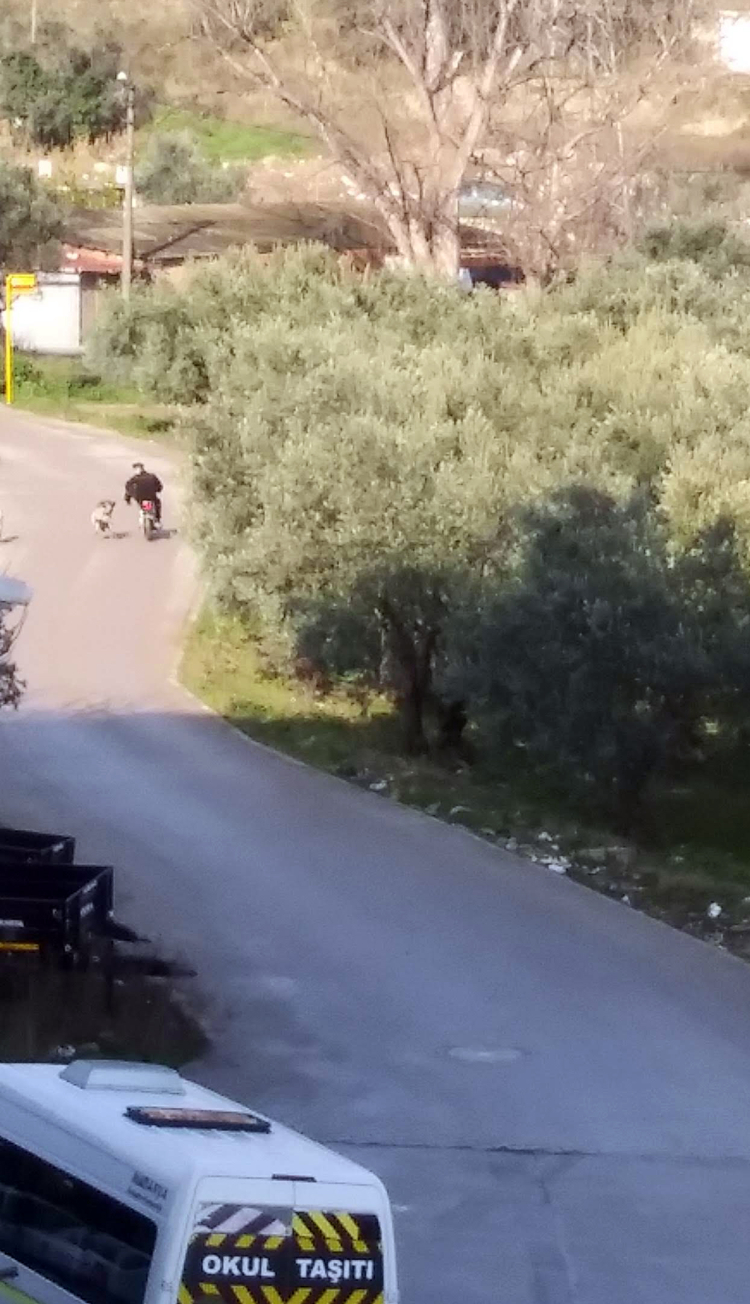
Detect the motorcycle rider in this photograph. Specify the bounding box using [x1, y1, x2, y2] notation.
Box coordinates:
[124, 462, 163, 523]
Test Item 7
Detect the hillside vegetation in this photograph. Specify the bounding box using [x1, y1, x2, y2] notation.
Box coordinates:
[9, 0, 750, 952]
[0, 0, 748, 247]
[0, 0, 311, 211]
[0, 0, 219, 106]
[86, 228, 750, 954]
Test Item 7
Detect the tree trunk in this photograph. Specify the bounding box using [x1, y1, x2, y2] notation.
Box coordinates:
[380, 599, 439, 753]
[382, 218, 462, 279]
[612, 727, 661, 836]
[374, 183, 462, 279]
[400, 670, 430, 754]
[437, 698, 471, 757]
[397, 627, 440, 754]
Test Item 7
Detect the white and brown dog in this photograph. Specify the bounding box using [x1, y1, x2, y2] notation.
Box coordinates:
[91, 500, 116, 537]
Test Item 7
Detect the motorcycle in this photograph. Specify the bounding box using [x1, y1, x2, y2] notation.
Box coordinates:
[139, 500, 158, 540]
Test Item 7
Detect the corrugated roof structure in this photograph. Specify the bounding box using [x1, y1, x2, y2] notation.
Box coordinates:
[64, 202, 390, 268]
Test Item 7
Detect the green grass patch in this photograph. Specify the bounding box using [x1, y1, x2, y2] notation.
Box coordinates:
[13, 355, 179, 441]
[182, 610, 750, 955]
[15, 355, 141, 404]
[146, 107, 313, 162]
[182, 611, 399, 768]
[655, 752, 750, 860]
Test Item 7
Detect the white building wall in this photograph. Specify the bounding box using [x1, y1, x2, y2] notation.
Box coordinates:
[10, 273, 82, 355]
[718, 11, 750, 73]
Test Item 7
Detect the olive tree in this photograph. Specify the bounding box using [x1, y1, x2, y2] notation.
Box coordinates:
[0, 161, 62, 270]
[136, 133, 247, 205]
[0, 42, 126, 150]
[446, 488, 750, 826]
[90, 241, 750, 793]
[177, 248, 523, 748]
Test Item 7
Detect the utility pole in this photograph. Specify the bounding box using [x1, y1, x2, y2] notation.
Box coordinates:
[118, 73, 135, 302]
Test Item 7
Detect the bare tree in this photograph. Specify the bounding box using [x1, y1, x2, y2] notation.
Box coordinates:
[474, 0, 699, 277]
[478, 85, 664, 278]
[196, 0, 697, 277]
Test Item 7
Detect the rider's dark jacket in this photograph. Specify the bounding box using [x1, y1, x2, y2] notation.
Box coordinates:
[124, 471, 163, 504]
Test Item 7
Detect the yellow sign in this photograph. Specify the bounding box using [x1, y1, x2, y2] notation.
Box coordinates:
[7, 274, 36, 292]
[5, 273, 38, 405]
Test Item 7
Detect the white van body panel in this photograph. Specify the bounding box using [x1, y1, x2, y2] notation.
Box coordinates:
[0, 1064, 398, 1304]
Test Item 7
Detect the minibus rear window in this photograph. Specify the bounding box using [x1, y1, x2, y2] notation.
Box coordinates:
[0, 1136, 156, 1304]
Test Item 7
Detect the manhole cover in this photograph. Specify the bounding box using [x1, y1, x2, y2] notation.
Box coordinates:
[448, 1046, 524, 1064]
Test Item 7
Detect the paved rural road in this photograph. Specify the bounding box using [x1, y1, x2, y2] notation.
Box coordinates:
[3, 410, 750, 1304]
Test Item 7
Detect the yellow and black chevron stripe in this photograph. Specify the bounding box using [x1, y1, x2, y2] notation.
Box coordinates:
[292, 1212, 380, 1254]
[192, 1214, 379, 1255]
[196, 1235, 286, 1251]
[179, 1288, 383, 1304]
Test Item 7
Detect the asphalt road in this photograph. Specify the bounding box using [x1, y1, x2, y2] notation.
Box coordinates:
[3, 409, 750, 1304]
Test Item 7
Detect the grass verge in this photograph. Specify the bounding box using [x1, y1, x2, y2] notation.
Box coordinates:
[182, 609, 750, 961]
[13, 356, 179, 441]
[146, 107, 313, 162]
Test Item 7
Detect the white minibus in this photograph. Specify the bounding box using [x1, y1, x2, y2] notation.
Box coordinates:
[0, 1060, 397, 1304]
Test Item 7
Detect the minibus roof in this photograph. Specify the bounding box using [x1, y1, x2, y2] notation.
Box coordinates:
[0, 1062, 375, 1191]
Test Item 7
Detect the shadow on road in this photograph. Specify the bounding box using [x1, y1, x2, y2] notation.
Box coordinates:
[92, 529, 179, 542]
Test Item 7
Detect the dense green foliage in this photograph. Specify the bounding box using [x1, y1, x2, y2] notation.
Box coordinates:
[0, 161, 62, 268]
[135, 133, 247, 205]
[0, 40, 125, 149]
[447, 490, 750, 817]
[90, 227, 750, 824]
[636, 220, 750, 277]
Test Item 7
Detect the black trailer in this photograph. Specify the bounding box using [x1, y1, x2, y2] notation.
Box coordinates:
[0, 862, 140, 963]
[0, 827, 75, 864]
[0, 863, 110, 957]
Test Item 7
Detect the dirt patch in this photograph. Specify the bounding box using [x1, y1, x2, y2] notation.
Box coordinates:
[0, 953, 207, 1064]
[247, 155, 374, 209]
